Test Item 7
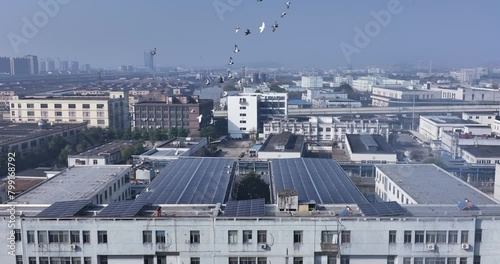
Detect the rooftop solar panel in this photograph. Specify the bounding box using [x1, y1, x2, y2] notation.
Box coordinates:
[271, 158, 367, 205]
[97, 200, 135, 217]
[224, 199, 265, 217]
[37, 200, 91, 217]
[358, 202, 411, 217]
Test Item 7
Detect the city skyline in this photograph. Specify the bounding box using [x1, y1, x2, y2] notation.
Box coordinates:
[0, 0, 499, 69]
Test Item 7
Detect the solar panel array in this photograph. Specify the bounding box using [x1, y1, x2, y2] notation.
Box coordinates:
[358, 202, 411, 217]
[142, 158, 236, 204]
[98, 193, 152, 217]
[37, 200, 91, 217]
[271, 158, 368, 204]
[224, 199, 265, 217]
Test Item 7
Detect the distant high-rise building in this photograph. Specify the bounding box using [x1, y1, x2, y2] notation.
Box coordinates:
[11, 57, 30, 75]
[260, 73, 267, 83]
[144, 51, 154, 72]
[253, 73, 260, 84]
[60, 60, 69, 71]
[39, 60, 47, 73]
[119, 65, 134, 72]
[0, 57, 11, 74]
[71, 61, 79, 73]
[301, 76, 323, 88]
[84, 64, 91, 72]
[25, 55, 39, 75]
[47, 60, 56, 72]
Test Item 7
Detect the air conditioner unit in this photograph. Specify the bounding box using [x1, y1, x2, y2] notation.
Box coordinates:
[461, 243, 469, 250]
[427, 243, 435, 251]
[260, 243, 267, 249]
[70, 244, 77, 251]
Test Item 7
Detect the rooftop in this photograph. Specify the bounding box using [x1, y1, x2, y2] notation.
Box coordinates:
[68, 140, 140, 158]
[423, 116, 479, 125]
[13, 165, 131, 204]
[0, 122, 87, 146]
[346, 134, 395, 154]
[375, 164, 498, 205]
[141, 158, 236, 204]
[462, 146, 500, 158]
[271, 158, 368, 204]
[260, 132, 305, 153]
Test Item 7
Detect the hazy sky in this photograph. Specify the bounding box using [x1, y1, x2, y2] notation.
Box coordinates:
[0, 0, 499, 69]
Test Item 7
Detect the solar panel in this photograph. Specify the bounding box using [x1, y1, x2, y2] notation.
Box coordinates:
[97, 200, 135, 217]
[37, 200, 91, 217]
[224, 199, 265, 217]
[358, 202, 411, 217]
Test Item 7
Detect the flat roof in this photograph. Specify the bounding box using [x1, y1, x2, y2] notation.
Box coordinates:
[156, 137, 206, 148]
[346, 134, 395, 154]
[271, 158, 368, 204]
[375, 164, 498, 205]
[14, 165, 131, 204]
[142, 158, 236, 204]
[0, 122, 87, 146]
[423, 116, 479, 125]
[462, 146, 500, 158]
[260, 132, 305, 153]
[69, 140, 140, 157]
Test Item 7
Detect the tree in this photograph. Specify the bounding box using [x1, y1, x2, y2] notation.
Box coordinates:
[177, 128, 189, 137]
[169, 127, 178, 138]
[409, 150, 425, 162]
[200, 126, 217, 139]
[235, 172, 270, 203]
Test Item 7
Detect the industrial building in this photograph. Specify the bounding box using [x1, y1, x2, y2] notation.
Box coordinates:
[2, 158, 500, 263]
[419, 116, 483, 141]
[67, 140, 142, 166]
[257, 132, 306, 160]
[345, 134, 397, 164]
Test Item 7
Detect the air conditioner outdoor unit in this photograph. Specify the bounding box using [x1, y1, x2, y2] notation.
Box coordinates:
[427, 243, 435, 251]
[461, 243, 470, 250]
[70, 244, 77, 251]
[260, 243, 267, 249]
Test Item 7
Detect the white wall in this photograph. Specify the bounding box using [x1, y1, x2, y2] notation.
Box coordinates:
[228, 95, 259, 138]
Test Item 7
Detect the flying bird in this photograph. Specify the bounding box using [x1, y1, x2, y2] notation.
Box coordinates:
[281, 12, 287, 18]
[272, 21, 279, 32]
[205, 78, 211, 86]
[257, 0, 263, 2]
[235, 27, 240, 33]
[228, 57, 234, 65]
[259, 22, 266, 33]
[150, 48, 157, 56]
[218, 76, 224, 84]
[197, 114, 203, 123]
[234, 45, 240, 53]
[286, 1, 291, 9]
[245, 29, 251, 36]
[227, 70, 235, 79]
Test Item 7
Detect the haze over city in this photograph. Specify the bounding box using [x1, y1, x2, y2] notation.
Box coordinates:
[1, 0, 499, 68]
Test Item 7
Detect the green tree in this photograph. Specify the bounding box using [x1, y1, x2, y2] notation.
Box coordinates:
[58, 144, 75, 165]
[235, 172, 270, 203]
[169, 127, 178, 138]
[200, 126, 217, 139]
[409, 150, 425, 162]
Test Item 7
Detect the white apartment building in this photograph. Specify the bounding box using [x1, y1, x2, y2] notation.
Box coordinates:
[228, 93, 287, 139]
[450, 68, 488, 83]
[418, 116, 482, 141]
[9, 91, 130, 130]
[371, 86, 441, 107]
[351, 77, 378, 92]
[345, 134, 397, 164]
[461, 146, 500, 166]
[462, 112, 498, 127]
[493, 116, 500, 136]
[301, 76, 324, 88]
[441, 130, 500, 159]
[262, 116, 390, 144]
[438, 86, 500, 102]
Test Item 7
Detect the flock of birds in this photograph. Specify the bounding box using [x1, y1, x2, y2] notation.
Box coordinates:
[206, 0, 292, 86]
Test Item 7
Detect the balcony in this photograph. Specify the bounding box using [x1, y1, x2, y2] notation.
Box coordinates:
[320, 242, 339, 252]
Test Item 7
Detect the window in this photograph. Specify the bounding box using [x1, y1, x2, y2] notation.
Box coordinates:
[322, 231, 335, 243]
[459, 258, 467, 264]
[27, 103, 34, 108]
[97, 120, 105, 125]
[15, 256, 23, 264]
[71, 231, 80, 243]
[157, 256, 167, 264]
[29, 257, 37, 264]
[257, 230, 267, 243]
[415, 231, 425, 243]
[447, 258, 456, 264]
[389, 230, 396, 244]
[72, 258, 82, 264]
[69, 104, 76, 108]
[473, 256, 480, 264]
[38, 231, 48, 243]
[294, 257, 303, 264]
[240, 113, 247, 116]
[425, 258, 446, 264]
[99, 256, 108, 264]
[144, 256, 154, 264]
[437, 231, 447, 243]
[243, 230, 253, 243]
[83, 231, 90, 243]
[257, 258, 267, 264]
[83, 112, 90, 117]
[404, 231, 412, 243]
[229, 258, 238, 264]
[240, 107, 246, 110]
[156, 231, 166, 244]
[98, 231, 107, 244]
[55, 104, 62, 108]
[461, 231, 469, 244]
[426, 231, 437, 243]
[40, 257, 49, 264]
[414, 258, 424, 264]
[294, 231, 303, 243]
[93, 160, 98, 165]
[387, 256, 395, 264]
[340, 256, 350, 264]
[143, 231, 152, 243]
[228, 230, 238, 244]
[83, 104, 90, 109]
[84, 257, 92, 264]
[27, 231, 35, 243]
[341, 231, 351, 244]
[327, 256, 336, 264]
[27, 111, 35, 116]
[55, 111, 62, 116]
[190, 257, 200, 264]
[69, 111, 76, 117]
[403, 258, 411, 264]
[448, 231, 458, 244]
[97, 104, 105, 109]
[240, 120, 247, 124]
[14, 229, 21, 242]
[41, 103, 48, 108]
[190, 231, 200, 244]
[475, 229, 482, 242]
